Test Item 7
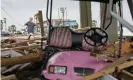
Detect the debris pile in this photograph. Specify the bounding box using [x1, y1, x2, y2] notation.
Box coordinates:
[1, 37, 45, 80]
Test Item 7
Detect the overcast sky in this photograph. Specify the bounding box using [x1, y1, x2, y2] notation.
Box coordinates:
[1, 0, 133, 31]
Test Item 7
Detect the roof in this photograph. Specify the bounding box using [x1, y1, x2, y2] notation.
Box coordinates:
[74, 0, 121, 3]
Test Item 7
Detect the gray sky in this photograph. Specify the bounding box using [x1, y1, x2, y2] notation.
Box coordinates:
[1, 0, 80, 30]
[1, 0, 133, 32]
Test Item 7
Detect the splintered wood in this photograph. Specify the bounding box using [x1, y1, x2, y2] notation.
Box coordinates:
[81, 60, 133, 80]
[1, 53, 42, 66]
[101, 40, 133, 57]
[1, 74, 17, 80]
[1, 44, 41, 51]
[120, 70, 133, 80]
[1, 37, 47, 48]
[81, 50, 133, 80]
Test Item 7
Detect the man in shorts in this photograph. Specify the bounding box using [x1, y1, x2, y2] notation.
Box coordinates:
[25, 17, 36, 39]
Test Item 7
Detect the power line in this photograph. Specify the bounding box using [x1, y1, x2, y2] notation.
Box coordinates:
[1, 7, 23, 26]
[2, 3, 13, 9]
[1, 7, 24, 27]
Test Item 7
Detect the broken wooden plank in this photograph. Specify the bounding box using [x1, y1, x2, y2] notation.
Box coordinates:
[1, 44, 41, 51]
[122, 70, 133, 77]
[74, 27, 90, 32]
[101, 40, 133, 56]
[1, 67, 7, 72]
[2, 64, 22, 74]
[1, 53, 43, 66]
[81, 60, 133, 80]
[81, 50, 133, 80]
[19, 63, 31, 71]
[120, 70, 133, 80]
[121, 70, 133, 79]
[1, 74, 17, 80]
[119, 70, 133, 80]
[96, 54, 116, 61]
[32, 78, 40, 80]
[2, 37, 47, 48]
[104, 50, 133, 69]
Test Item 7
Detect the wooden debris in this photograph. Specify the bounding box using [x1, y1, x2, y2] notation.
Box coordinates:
[2, 64, 22, 74]
[1, 74, 17, 80]
[1, 67, 7, 72]
[81, 50, 133, 80]
[1, 53, 43, 66]
[120, 70, 133, 80]
[19, 63, 31, 71]
[96, 54, 116, 61]
[74, 27, 90, 32]
[101, 40, 133, 56]
[1, 37, 47, 48]
[32, 78, 40, 80]
[81, 60, 133, 80]
[1, 44, 41, 51]
[104, 50, 133, 69]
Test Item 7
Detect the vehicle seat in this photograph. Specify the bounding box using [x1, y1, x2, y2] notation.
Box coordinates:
[49, 27, 93, 50]
[50, 27, 72, 48]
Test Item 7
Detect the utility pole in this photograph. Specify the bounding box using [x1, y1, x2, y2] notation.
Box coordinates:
[1, 20, 3, 31]
[4, 18, 6, 30]
[34, 15, 38, 24]
[79, 1, 92, 28]
[60, 7, 66, 26]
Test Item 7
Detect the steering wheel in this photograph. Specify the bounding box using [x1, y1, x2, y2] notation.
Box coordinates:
[84, 28, 108, 47]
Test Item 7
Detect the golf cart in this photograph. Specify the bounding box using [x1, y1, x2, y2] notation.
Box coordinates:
[40, 0, 133, 80]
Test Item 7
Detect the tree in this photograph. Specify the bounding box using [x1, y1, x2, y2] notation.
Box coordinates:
[92, 20, 97, 27]
[10, 25, 16, 33]
[8, 26, 11, 32]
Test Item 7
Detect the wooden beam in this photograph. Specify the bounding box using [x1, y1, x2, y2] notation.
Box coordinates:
[1, 44, 41, 51]
[120, 70, 133, 80]
[81, 60, 133, 80]
[74, 27, 90, 32]
[38, 11, 45, 37]
[103, 50, 133, 69]
[1, 74, 17, 80]
[96, 54, 116, 62]
[101, 40, 133, 56]
[32, 78, 40, 80]
[1, 53, 43, 66]
[2, 37, 47, 48]
[81, 50, 133, 80]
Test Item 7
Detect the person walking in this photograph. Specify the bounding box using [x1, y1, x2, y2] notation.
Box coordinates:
[25, 17, 36, 39]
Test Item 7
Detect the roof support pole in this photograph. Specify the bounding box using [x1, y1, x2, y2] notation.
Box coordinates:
[100, 2, 118, 43]
[79, 1, 92, 28]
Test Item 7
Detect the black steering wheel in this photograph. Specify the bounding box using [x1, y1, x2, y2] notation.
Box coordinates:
[84, 28, 108, 47]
